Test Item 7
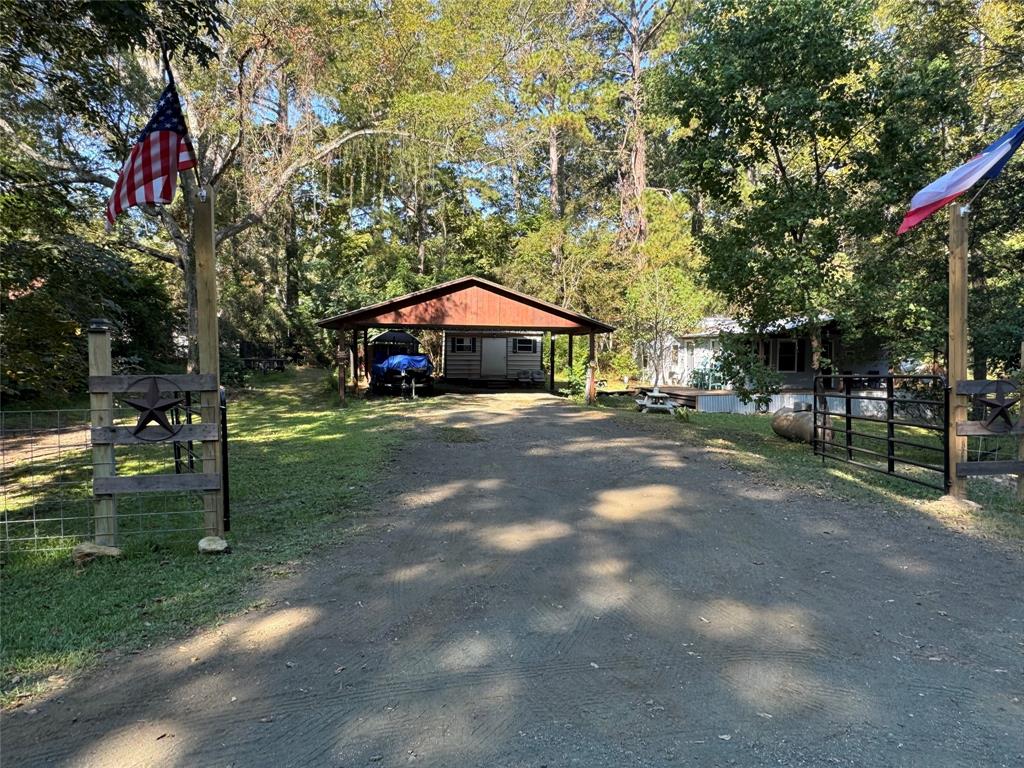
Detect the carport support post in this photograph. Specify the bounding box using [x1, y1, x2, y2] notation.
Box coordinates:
[362, 329, 369, 382]
[549, 334, 556, 393]
[351, 327, 359, 396]
[567, 334, 574, 374]
[337, 332, 346, 404]
[586, 332, 597, 405]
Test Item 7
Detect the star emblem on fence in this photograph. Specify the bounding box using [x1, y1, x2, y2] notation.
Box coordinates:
[972, 379, 1020, 430]
[123, 377, 184, 436]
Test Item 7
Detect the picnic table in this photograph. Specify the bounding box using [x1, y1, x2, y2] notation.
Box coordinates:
[635, 388, 676, 414]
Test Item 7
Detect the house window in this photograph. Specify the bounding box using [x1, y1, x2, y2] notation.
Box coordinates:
[777, 339, 798, 372]
[685, 341, 694, 369]
[671, 344, 681, 365]
[512, 338, 537, 353]
[451, 336, 476, 353]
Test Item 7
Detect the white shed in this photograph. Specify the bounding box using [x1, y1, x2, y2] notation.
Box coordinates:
[443, 332, 544, 382]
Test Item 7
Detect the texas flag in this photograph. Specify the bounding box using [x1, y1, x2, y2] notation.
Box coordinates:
[898, 119, 1024, 234]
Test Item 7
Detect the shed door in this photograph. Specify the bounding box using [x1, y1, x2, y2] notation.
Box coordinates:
[480, 337, 506, 377]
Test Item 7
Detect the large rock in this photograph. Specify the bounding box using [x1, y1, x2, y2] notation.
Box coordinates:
[198, 536, 231, 555]
[72, 542, 122, 566]
[771, 406, 830, 444]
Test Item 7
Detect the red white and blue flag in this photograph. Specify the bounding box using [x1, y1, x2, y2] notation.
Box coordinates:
[898, 119, 1024, 234]
[106, 83, 196, 226]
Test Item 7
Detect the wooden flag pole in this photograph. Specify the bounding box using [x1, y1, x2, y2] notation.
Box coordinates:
[947, 202, 969, 499]
[194, 186, 225, 535]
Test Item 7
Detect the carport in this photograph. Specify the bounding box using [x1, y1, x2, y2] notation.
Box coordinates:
[316, 276, 614, 402]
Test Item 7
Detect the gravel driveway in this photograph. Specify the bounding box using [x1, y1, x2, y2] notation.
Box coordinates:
[6, 393, 1023, 767]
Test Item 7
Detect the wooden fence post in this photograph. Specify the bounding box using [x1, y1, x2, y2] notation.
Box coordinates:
[194, 186, 224, 536]
[947, 203, 969, 499]
[88, 319, 117, 546]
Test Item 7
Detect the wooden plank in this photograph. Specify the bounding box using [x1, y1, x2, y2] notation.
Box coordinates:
[956, 460, 1024, 478]
[955, 379, 1018, 396]
[89, 373, 217, 394]
[947, 203, 969, 497]
[91, 423, 219, 445]
[88, 321, 117, 546]
[94, 473, 221, 495]
[956, 421, 1024, 437]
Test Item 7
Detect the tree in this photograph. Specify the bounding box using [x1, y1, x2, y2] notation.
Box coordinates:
[600, 0, 683, 254]
[623, 266, 704, 384]
[660, 0, 881, 378]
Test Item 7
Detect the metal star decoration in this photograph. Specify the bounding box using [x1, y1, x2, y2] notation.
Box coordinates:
[123, 378, 184, 436]
[972, 379, 1020, 430]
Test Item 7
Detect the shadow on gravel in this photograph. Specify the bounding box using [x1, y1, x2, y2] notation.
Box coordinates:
[7, 395, 1023, 767]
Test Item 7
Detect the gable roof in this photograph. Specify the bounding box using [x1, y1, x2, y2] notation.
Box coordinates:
[676, 313, 835, 339]
[316, 276, 614, 333]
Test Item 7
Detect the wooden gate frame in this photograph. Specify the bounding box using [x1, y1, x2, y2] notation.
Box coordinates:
[953, 377, 1024, 489]
[88, 186, 223, 545]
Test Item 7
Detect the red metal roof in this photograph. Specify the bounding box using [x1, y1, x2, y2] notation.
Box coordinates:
[316, 276, 614, 333]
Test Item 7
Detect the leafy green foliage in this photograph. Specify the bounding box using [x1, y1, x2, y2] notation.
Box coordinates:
[559, 358, 589, 399]
[658, 0, 1022, 381]
[0, 196, 179, 399]
[3, 0, 1021, 398]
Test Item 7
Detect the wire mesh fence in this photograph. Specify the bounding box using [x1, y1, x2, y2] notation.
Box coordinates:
[1, 403, 208, 555]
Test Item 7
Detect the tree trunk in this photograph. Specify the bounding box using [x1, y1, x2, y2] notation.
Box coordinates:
[548, 123, 565, 302]
[616, 6, 650, 256]
[548, 124, 562, 217]
[414, 169, 426, 275]
[810, 329, 827, 412]
[284, 199, 300, 354]
[629, 41, 647, 246]
[511, 162, 522, 213]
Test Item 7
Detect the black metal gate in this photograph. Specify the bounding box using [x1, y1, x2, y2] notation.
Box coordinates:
[812, 374, 950, 491]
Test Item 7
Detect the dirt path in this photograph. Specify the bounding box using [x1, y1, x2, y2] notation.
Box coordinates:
[5, 394, 1023, 767]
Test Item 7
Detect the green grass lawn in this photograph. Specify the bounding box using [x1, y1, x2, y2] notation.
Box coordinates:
[1, 368, 402, 706]
[600, 396, 1023, 540]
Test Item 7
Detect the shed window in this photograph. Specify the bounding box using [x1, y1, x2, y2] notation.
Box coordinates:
[450, 336, 476, 353]
[512, 338, 537, 354]
[777, 339, 798, 372]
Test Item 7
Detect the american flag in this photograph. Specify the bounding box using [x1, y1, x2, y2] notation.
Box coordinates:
[106, 83, 196, 225]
